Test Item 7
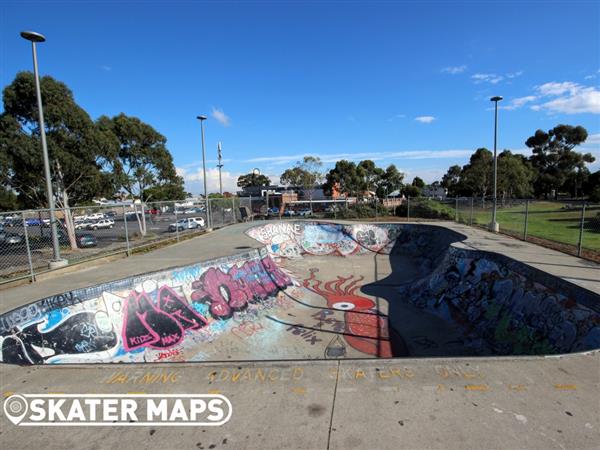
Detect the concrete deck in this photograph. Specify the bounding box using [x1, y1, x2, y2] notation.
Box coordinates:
[1, 220, 599, 449]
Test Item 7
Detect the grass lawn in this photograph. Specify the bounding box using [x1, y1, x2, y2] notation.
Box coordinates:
[465, 201, 600, 251]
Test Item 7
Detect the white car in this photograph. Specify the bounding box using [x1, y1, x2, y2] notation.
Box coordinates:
[88, 219, 114, 230]
[169, 217, 205, 232]
[75, 221, 95, 230]
[85, 213, 105, 221]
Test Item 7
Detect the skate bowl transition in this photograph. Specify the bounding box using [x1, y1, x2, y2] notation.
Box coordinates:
[1, 222, 599, 365]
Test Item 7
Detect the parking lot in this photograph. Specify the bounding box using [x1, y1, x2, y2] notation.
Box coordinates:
[0, 202, 237, 281]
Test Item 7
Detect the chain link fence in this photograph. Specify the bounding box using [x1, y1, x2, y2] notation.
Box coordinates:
[233, 195, 599, 262]
[0, 198, 239, 284]
[2, 195, 598, 283]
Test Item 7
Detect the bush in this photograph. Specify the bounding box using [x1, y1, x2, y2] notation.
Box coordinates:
[589, 186, 600, 203]
[395, 199, 454, 219]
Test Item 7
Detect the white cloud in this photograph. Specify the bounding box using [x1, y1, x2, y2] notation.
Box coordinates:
[536, 81, 581, 97]
[586, 133, 600, 145]
[387, 114, 406, 122]
[177, 166, 239, 194]
[211, 107, 231, 127]
[246, 148, 472, 167]
[501, 95, 538, 110]
[505, 71, 523, 79]
[101, 65, 112, 72]
[531, 82, 600, 114]
[441, 65, 467, 74]
[414, 116, 436, 124]
[471, 73, 504, 84]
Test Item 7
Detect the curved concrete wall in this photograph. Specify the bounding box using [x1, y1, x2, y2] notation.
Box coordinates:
[0, 249, 293, 364]
[1, 221, 598, 365]
[248, 222, 600, 355]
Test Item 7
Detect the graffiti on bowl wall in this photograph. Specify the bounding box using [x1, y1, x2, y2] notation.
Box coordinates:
[399, 249, 600, 355]
[0, 251, 294, 364]
[302, 269, 392, 357]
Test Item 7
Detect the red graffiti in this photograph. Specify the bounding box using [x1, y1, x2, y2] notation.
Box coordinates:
[122, 286, 208, 352]
[156, 347, 183, 361]
[190, 256, 293, 320]
[303, 271, 392, 357]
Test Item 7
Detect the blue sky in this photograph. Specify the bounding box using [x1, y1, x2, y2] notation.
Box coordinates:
[1, 0, 599, 194]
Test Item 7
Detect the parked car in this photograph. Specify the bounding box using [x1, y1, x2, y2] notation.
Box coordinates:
[75, 221, 95, 230]
[105, 211, 117, 218]
[56, 229, 98, 248]
[297, 209, 312, 217]
[75, 233, 98, 248]
[1, 217, 20, 227]
[88, 219, 114, 230]
[85, 213, 105, 221]
[168, 217, 205, 232]
[283, 209, 296, 217]
[25, 218, 42, 226]
[267, 207, 280, 216]
[145, 208, 160, 215]
[2, 233, 24, 245]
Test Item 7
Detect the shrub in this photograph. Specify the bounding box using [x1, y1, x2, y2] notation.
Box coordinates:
[395, 199, 454, 219]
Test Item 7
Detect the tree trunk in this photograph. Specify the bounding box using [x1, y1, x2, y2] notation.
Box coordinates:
[61, 190, 78, 250]
[135, 203, 147, 237]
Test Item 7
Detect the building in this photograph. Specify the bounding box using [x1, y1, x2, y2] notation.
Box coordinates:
[422, 185, 448, 200]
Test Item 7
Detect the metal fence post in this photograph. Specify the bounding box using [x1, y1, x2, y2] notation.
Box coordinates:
[21, 211, 35, 282]
[249, 195, 253, 221]
[455, 196, 459, 222]
[469, 197, 474, 226]
[407, 197, 410, 221]
[577, 202, 586, 257]
[174, 205, 180, 242]
[523, 200, 529, 241]
[122, 205, 130, 256]
[232, 196, 236, 223]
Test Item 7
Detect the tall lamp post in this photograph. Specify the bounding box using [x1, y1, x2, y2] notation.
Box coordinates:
[197, 115, 211, 229]
[489, 95, 503, 233]
[21, 31, 67, 268]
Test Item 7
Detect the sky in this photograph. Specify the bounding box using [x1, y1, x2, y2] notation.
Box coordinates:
[1, 0, 599, 195]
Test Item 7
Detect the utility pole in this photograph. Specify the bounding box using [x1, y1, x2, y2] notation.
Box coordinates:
[217, 141, 223, 195]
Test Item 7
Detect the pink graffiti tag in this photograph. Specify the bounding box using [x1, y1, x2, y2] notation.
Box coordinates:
[190, 256, 293, 320]
[122, 287, 208, 352]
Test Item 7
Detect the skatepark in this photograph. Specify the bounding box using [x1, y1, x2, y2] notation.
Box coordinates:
[0, 220, 598, 448]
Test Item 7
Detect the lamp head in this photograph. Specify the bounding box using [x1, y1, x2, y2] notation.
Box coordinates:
[20, 31, 46, 42]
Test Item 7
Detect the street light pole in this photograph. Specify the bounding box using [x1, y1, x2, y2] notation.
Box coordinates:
[490, 95, 503, 233]
[21, 31, 66, 268]
[197, 115, 211, 229]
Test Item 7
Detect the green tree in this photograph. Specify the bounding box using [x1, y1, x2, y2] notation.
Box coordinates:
[497, 151, 535, 200]
[237, 172, 271, 188]
[411, 176, 425, 189]
[526, 124, 594, 199]
[2, 72, 113, 247]
[403, 184, 421, 198]
[280, 156, 323, 202]
[441, 165, 463, 197]
[461, 148, 493, 201]
[97, 113, 185, 235]
[376, 164, 404, 198]
[583, 170, 600, 202]
[357, 160, 384, 193]
[323, 160, 362, 197]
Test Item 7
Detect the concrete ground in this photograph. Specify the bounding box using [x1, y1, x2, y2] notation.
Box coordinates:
[1, 220, 599, 449]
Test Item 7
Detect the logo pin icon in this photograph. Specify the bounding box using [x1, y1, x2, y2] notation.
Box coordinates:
[3, 394, 28, 425]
